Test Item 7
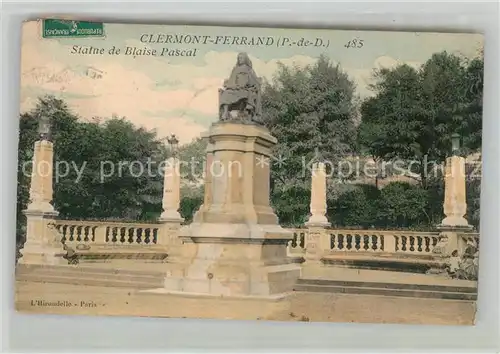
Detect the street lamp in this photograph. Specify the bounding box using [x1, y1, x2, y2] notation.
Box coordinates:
[451, 133, 461, 156]
[38, 114, 52, 141]
[167, 134, 179, 157]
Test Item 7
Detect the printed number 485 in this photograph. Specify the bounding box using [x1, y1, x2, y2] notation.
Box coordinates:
[345, 39, 364, 48]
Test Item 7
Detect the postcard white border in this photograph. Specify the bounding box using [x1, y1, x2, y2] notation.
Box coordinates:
[2, 1, 499, 352]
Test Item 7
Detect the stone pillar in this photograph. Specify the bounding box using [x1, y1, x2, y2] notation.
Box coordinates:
[162, 122, 300, 298]
[429, 154, 473, 274]
[305, 162, 330, 264]
[19, 140, 63, 265]
[159, 156, 183, 223]
[437, 154, 473, 252]
[158, 154, 184, 248]
[306, 162, 330, 226]
[441, 155, 469, 228]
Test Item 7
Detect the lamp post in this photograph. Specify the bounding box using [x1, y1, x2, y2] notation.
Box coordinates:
[167, 134, 179, 158]
[20, 111, 60, 264]
[38, 113, 52, 141]
[159, 133, 183, 229]
[451, 133, 461, 156]
[438, 131, 471, 230]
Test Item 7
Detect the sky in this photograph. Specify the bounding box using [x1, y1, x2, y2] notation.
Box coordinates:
[19, 20, 483, 144]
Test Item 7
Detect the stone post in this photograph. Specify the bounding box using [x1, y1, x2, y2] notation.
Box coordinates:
[305, 162, 330, 265]
[429, 150, 473, 274]
[158, 153, 184, 246]
[19, 140, 62, 265]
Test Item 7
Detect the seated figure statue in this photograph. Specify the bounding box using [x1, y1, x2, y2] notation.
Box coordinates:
[218, 52, 262, 124]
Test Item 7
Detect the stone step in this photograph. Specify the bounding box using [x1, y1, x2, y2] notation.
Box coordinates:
[16, 264, 165, 278]
[296, 278, 477, 294]
[293, 284, 477, 301]
[17, 268, 164, 283]
[15, 264, 165, 289]
[17, 273, 162, 289]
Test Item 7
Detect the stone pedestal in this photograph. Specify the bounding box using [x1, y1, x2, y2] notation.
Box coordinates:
[19, 140, 64, 265]
[306, 162, 330, 227]
[428, 154, 474, 275]
[158, 156, 184, 247]
[304, 162, 330, 265]
[161, 122, 300, 298]
[439, 155, 470, 228]
[159, 156, 184, 223]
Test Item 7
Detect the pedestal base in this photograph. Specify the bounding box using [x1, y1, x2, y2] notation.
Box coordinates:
[437, 222, 474, 231]
[19, 244, 65, 265]
[162, 222, 301, 298]
[159, 210, 184, 223]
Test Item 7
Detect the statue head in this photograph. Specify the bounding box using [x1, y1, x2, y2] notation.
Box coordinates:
[236, 52, 252, 68]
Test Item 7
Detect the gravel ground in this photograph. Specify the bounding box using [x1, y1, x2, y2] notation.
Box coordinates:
[15, 281, 475, 325]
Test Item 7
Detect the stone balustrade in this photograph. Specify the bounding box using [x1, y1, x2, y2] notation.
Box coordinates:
[286, 228, 480, 258]
[52, 220, 163, 247]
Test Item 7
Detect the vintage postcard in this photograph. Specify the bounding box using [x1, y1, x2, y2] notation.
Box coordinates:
[15, 19, 483, 325]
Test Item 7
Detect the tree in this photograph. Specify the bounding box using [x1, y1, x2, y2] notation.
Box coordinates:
[16, 95, 167, 245]
[262, 55, 359, 187]
[358, 51, 483, 189]
[377, 182, 429, 229]
[179, 184, 204, 223]
[328, 183, 380, 228]
[260, 55, 359, 225]
[177, 137, 207, 182]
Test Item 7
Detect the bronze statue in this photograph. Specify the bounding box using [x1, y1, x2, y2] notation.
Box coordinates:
[218, 52, 262, 124]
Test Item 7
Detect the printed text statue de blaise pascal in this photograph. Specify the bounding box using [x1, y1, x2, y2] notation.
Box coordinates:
[218, 52, 263, 124]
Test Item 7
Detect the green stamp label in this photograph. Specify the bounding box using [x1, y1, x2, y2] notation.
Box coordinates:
[42, 19, 104, 38]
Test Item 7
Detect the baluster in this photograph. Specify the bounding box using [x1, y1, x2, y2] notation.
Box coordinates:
[59, 225, 67, 244]
[75, 225, 82, 242]
[69, 225, 76, 242]
[370, 235, 377, 251]
[127, 228, 134, 243]
[91, 226, 97, 242]
[83, 226, 89, 242]
[401, 236, 407, 252]
[394, 236, 400, 252]
[136, 228, 143, 244]
[152, 228, 158, 244]
[346, 234, 353, 251]
[144, 228, 151, 244]
[416, 236, 423, 252]
[338, 234, 344, 250]
[352, 234, 359, 251]
[118, 227, 125, 244]
[330, 233, 336, 251]
[299, 232, 305, 249]
[291, 232, 298, 248]
[363, 235, 370, 251]
[408, 236, 414, 252]
[111, 227, 118, 243]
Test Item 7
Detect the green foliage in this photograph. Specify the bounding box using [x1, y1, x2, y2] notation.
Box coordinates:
[328, 184, 380, 228]
[271, 184, 310, 227]
[17, 95, 167, 242]
[177, 137, 207, 181]
[179, 184, 204, 223]
[377, 182, 429, 228]
[17, 50, 483, 234]
[358, 52, 483, 188]
[261, 55, 359, 188]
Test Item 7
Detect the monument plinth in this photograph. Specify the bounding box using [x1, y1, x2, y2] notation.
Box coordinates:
[162, 122, 300, 297]
[20, 136, 64, 265]
[158, 53, 300, 298]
